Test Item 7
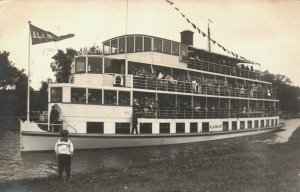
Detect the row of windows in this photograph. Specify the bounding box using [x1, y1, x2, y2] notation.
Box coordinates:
[74, 57, 125, 74]
[50, 87, 130, 106]
[103, 35, 188, 58]
[86, 119, 278, 134]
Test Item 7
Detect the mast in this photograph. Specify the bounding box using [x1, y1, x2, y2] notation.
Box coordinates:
[208, 19, 212, 52]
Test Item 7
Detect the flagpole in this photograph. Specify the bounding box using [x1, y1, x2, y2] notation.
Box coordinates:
[27, 21, 31, 122]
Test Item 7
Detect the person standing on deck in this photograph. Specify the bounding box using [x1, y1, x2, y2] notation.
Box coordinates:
[50, 105, 60, 132]
[55, 129, 74, 181]
[131, 111, 139, 134]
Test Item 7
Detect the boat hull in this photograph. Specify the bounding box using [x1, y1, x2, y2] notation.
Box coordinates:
[20, 125, 283, 151]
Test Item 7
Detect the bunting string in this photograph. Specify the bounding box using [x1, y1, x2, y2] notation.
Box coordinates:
[164, 0, 254, 63]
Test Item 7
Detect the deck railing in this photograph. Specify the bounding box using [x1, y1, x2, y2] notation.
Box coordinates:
[37, 120, 77, 133]
[135, 108, 279, 119]
[187, 59, 260, 80]
[133, 76, 277, 100]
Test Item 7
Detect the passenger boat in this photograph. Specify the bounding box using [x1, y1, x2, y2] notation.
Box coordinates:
[20, 31, 283, 151]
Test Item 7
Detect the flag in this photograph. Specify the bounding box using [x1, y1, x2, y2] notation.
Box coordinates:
[30, 23, 74, 45]
[197, 28, 201, 34]
[191, 23, 197, 29]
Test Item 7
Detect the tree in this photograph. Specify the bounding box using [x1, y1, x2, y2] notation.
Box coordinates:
[51, 46, 102, 83]
[261, 70, 300, 114]
[77, 45, 102, 55]
[0, 51, 28, 117]
[0, 51, 26, 90]
[50, 48, 78, 83]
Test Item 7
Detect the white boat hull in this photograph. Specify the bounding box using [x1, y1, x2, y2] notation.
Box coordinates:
[20, 125, 283, 151]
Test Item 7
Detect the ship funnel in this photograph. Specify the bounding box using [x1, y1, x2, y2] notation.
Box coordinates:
[180, 30, 194, 46]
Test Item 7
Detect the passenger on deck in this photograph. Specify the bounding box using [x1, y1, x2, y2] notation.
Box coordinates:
[50, 105, 60, 132]
[131, 111, 139, 134]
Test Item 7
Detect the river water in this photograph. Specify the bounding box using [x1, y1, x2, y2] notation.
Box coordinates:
[0, 119, 299, 182]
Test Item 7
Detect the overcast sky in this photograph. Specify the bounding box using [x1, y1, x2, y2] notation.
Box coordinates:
[1, 0, 300, 89]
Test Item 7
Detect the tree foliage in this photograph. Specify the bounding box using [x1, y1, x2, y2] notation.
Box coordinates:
[78, 45, 102, 56]
[0, 51, 28, 117]
[50, 48, 78, 83]
[0, 51, 26, 90]
[261, 70, 300, 113]
[50, 45, 102, 83]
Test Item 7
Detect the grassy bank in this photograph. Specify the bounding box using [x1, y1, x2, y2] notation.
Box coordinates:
[1, 127, 300, 192]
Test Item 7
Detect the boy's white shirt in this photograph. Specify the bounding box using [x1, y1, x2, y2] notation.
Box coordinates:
[55, 139, 74, 156]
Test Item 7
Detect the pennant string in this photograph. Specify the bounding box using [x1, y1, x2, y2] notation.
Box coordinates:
[163, 0, 252, 63]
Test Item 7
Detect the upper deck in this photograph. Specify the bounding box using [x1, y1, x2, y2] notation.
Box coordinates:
[102, 32, 260, 81]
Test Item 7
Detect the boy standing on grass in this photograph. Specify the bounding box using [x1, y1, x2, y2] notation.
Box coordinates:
[55, 129, 74, 181]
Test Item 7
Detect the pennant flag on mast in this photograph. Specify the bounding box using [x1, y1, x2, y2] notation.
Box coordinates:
[29, 23, 74, 45]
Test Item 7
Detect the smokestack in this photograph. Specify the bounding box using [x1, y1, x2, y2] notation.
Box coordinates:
[180, 30, 194, 46]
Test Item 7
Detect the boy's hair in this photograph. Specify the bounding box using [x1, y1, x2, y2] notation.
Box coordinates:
[60, 129, 69, 137]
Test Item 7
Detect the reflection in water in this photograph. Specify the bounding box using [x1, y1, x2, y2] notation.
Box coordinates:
[0, 119, 299, 182]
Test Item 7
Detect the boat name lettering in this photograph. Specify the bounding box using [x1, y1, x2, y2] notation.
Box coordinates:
[209, 124, 223, 129]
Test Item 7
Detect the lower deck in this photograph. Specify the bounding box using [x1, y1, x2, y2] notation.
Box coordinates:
[44, 115, 279, 135]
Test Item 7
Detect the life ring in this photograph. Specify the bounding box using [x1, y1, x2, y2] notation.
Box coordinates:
[113, 74, 124, 86]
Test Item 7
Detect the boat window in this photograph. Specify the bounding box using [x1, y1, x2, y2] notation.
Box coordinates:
[240, 121, 245, 129]
[118, 91, 130, 106]
[144, 37, 152, 51]
[247, 121, 252, 129]
[119, 37, 125, 54]
[115, 123, 130, 134]
[266, 119, 270, 127]
[190, 123, 198, 133]
[104, 59, 112, 73]
[232, 121, 237, 130]
[163, 40, 171, 54]
[223, 122, 229, 131]
[260, 120, 264, 127]
[111, 39, 118, 54]
[135, 36, 143, 52]
[179, 44, 188, 62]
[202, 122, 209, 132]
[172, 43, 179, 56]
[105, 59, 125, 74]
[104, 90, 117, 105]
[103, 41, 110, 55]
[127, 36, 134, 53]
[275, 119, 278, 126]
[254, 120, 259, 128]
[50, 87, 62, 102]
[88, 89, 102, 104]
[88, 57, 102, 74]
[71, 88, 86, 103]
[176, 123, 185, 133]
[153, 38, 162, 52]
[159, 123, 170, 133]
[75, 57, 86, 73]
[87, 122, 104, 134]
[140, 123, 152, 134]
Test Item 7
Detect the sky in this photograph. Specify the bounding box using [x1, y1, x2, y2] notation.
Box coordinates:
[1, 0, 300, 90]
